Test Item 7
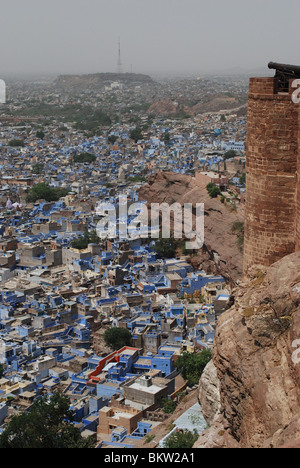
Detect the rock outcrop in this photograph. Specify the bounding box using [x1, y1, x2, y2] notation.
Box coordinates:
[139, 172, 244, 284]
[147, 95, 245, 117]
[190, 95, 242, 115]
[196, 252, 300, 448]
[148, 99, 180, 116]
[198, 360, 221, 425]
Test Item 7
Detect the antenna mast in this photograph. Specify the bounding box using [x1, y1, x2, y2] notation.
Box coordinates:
[117, 38, 123, 74]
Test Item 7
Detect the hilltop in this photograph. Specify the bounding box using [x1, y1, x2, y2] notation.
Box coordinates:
[55, 72, 154, 91]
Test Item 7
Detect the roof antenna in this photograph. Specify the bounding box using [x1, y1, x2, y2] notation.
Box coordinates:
[117, 38, 123, 74]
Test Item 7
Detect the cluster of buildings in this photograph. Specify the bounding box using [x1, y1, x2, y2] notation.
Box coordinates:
[0, 187, 230, 446]
[0, 74, 245, 447]
[0, 115, 246, 204]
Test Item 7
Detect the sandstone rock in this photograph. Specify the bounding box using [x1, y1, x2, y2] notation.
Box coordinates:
[193, 414, 240, 449]
[196, 252, 300, 448]
[198, 360, 221, 425]
[191, 95, 241, 115]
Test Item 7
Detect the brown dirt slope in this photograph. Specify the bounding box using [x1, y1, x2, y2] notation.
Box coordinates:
[139, 172, 244, 284]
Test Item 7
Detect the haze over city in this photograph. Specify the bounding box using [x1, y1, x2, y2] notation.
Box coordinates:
[0, 0, 300, 77]
[1, 0, 300, 453]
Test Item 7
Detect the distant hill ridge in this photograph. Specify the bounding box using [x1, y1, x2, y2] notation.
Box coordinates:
[55, 72, 154, 90]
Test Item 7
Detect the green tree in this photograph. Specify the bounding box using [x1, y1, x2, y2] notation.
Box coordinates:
[36, 130, 45, 139]
[206, 183, 221, 199]
[162, 398, 177, 414]
[0, 364, 4, 379]
[129, 127, 143, 143]
[162, 132, 171, 145]
[73, 153, 96, 164]
[155, 233, 178, 259]
[89, 229, 100, 244]
[224, 150, 237, 160]
[74, 109, 111, 131]
[26, 183, 69, 203]
[32, 163, 44, 174]
[108, 135, 118, 145]
[71, 229, 99, 250]
[9, 139, 25, 147]
[103, 327, 132, 351]
[175, 350, 212, 387]
[164, 429, 199, 449]
[127, 175, 147, 183]
[71, 237, 89, 250]
[239, 173, 246, 185]
[0, 392, 96, 448]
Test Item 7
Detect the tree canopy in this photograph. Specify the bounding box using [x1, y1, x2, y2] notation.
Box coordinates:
[175, 350, 212, 387]
[26, 183, 69, 203]
[154, 233, 178, 259]
[129, 127, 143, 143]
[108, 135, 118, 145]
[9, 139, 25, 147]
[206, 183, 221, 199]
[239, 173, 246, 185]
[36, 130, 45, 140]
[224, 149, 237, 160]
[73, 152, 96, 164]
[32, 163, 44, 174]
[0, 392, 96, 449]
[164, 429, 199, 449]
[103, 327, 132, 351]
[71, 229, 100, 250]
[162, 132, 171, 145]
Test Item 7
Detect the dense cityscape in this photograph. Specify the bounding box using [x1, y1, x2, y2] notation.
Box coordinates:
[1, 0, 300, 454]
[0, 72, 246, 448]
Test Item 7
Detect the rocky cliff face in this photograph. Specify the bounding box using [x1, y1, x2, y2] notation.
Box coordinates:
[196, 252, 300, 448]
[139, 172, 244, 284]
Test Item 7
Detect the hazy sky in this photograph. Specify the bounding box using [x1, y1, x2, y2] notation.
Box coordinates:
[0, 0, 300, 77]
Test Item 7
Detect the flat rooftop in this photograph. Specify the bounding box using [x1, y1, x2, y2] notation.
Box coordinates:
[119, 348, 138, 356]
[128, 382, 163, 394]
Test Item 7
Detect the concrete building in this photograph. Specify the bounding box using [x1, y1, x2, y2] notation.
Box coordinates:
[123, 374, 169, 407]
[98, 404, 143, 436]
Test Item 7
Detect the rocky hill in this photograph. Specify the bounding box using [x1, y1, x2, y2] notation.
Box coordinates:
[189, 94, 243, 115]
[195, 251, 300, 448]
[139, 172, 244, 284]
[148, 99, 180, 117]
[147, 94, 245, 117]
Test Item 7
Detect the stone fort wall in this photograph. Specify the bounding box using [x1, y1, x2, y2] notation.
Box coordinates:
[244, 77, 300, 274]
